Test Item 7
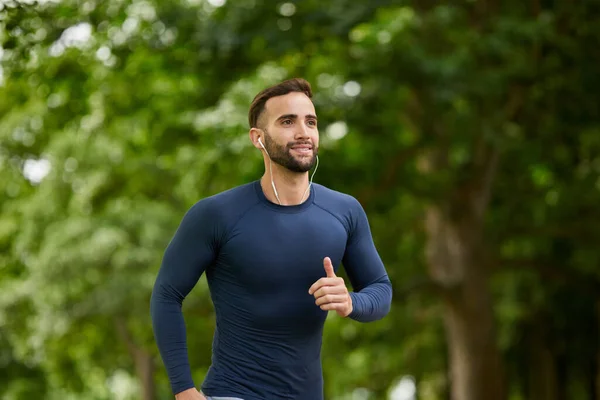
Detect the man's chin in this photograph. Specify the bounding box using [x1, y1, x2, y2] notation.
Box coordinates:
[274, 153, 316, 173]
[286, 166, 312, 173]
[284, 160, 314, 173]
[295, 163, 316, 173]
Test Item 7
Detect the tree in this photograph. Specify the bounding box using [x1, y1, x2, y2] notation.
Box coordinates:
[1, 0, 599, 399]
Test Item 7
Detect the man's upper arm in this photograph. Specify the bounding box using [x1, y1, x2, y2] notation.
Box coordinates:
[341, 197, 389, 291]
[153, 199, 223, 303]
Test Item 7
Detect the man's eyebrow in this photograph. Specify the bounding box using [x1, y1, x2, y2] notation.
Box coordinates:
[276, 114, 318, 121]
[276, 114, 298, 121]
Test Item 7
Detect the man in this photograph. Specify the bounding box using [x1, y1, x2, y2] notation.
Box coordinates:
[150, 78, 393, 400]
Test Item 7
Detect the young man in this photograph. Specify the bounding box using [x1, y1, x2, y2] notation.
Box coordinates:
[150, 78, 393, 400]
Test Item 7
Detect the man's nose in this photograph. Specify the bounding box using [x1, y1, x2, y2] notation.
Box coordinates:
[294, 122, 311, 139]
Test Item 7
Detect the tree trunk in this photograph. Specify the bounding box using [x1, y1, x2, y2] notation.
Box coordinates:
[419, 134, 506, 400]
[425, 205, 506, 400]
[133, 348, 156, 400]
[115, 317, 157, 400]
[596, 300, 600, 400]
[527, 318, 558, 400]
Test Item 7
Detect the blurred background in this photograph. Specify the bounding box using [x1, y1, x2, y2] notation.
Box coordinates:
[1, 0, 599, 399]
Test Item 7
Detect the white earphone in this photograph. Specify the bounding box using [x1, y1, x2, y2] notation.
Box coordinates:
[257, 137, 282, 204]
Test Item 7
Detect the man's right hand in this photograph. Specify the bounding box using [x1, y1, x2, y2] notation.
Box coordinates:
[175, 388, 206, 400]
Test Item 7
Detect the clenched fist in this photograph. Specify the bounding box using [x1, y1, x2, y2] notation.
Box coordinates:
[308, 257, 353, 317]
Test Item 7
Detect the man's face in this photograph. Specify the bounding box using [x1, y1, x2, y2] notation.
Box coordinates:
[260, 92, 319, 173]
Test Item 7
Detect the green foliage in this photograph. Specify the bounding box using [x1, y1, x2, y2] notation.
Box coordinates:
[1, 0, 599, 399]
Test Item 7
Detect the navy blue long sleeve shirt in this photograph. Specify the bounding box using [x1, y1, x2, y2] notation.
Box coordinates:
[150, 181, 392, 400]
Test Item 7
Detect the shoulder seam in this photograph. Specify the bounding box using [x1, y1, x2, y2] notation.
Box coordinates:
[313, 202, 350, 235]
[223, 197, 262, 243]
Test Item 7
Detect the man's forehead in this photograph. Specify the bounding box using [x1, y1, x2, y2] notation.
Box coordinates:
[264, 92, 316, 116]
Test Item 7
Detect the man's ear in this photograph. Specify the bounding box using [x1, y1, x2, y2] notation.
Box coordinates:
[249, 127, 263, 150]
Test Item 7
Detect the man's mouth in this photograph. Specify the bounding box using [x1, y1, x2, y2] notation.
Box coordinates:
[290, 143, 313, 154]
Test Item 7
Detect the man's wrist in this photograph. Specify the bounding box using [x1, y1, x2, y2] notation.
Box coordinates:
[344, 292, 353, 317]
[175, 387, 198, 399]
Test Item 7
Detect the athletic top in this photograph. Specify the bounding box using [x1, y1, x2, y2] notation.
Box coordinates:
[150, 180, 392, 400]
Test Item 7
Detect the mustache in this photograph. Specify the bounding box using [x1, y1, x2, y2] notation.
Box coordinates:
[286, 141, 314, 149]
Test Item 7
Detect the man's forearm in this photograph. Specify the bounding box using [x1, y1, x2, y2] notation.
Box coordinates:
[347, 278, 392, 322]
[150, 285, 196, 394]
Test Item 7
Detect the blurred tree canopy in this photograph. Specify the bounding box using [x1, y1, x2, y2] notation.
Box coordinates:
[1, 0, 599, 399]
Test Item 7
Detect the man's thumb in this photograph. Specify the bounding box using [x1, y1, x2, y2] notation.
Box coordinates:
[323, 257, 336, 277]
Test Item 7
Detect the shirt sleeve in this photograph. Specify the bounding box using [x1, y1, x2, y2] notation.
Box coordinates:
[150, 199, 222, 395]
[342, 197, 393, 322]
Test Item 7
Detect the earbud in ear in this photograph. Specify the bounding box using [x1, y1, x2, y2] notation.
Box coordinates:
[258, 137, 265, 149]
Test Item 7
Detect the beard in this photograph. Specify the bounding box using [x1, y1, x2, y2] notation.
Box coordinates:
[263, 131, 318, 173]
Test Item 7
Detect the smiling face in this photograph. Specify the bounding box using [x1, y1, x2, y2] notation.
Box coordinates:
[258, 91, 319, 173]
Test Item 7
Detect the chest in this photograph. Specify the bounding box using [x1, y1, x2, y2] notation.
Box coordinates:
[216, 210, 349, 292]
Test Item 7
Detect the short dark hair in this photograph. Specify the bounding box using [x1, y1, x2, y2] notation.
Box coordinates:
[248, 78, 313, 128]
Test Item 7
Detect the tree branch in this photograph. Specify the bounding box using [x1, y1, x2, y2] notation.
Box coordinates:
[468, 84, 524, 224]
[472, 145, 500, 223]
[114, 316, 138, 357]
[357, 143, 423, 206]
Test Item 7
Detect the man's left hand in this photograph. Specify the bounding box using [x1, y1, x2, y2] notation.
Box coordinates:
[308, 257, 353, 317]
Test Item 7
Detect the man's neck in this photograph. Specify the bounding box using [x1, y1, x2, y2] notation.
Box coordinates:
[260, 167, 310, 206]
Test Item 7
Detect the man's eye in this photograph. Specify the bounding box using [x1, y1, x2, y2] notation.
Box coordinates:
[282, 120, 292, 125]
[308, 120, 317, 126]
